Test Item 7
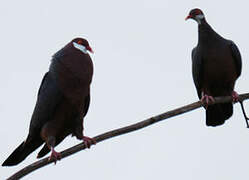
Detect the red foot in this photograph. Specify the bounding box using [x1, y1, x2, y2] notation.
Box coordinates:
[201, 94, 215, 105]
[82, 136, 96, 148]
[232, 91, 239, 102]
[49, 148, 61, 164]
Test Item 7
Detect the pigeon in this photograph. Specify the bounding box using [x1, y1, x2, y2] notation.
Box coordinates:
[2, 38, 96, 166]
[186, 8, 242, 126]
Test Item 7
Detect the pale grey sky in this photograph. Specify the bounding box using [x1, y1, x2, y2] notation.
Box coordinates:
[1, 0, 249, 179]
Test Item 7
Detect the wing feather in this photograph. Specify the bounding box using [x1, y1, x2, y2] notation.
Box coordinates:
[192, 47, 203, 99]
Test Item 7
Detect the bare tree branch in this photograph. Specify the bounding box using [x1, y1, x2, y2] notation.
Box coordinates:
[6, 93, 249, 180]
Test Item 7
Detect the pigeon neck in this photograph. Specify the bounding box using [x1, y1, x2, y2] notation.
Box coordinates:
[198, 20, 219, 43]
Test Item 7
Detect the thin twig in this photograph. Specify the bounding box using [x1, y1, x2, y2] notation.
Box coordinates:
[239, 101, 249, 128]
[6, 93, 249, 180]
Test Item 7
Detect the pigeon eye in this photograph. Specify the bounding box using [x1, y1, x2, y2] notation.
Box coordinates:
[77, 40, 83, 44]
[195, 9, 201, 15]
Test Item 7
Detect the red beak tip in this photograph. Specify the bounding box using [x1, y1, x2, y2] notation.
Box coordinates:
[87, 46, 94, 54]
[185, 15, 192, 21]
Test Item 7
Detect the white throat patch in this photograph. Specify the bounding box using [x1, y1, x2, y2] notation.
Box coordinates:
[73, 42, 88, 54]
[196, 14, 204, 25]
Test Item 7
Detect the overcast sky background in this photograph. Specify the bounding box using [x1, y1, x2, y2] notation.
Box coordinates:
[1, 0, 249, 179]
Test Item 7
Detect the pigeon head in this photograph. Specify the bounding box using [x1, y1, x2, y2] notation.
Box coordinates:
[72, 38, 94, 54]
[185, 8, 205, 24]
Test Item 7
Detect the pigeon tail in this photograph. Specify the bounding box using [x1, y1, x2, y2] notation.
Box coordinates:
[206, 103, 233, 126]
[37, 144, 51, 158]
[2, 138, 43, 166]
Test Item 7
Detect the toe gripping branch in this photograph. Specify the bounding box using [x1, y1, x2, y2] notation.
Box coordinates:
[239, 101, 249, 128]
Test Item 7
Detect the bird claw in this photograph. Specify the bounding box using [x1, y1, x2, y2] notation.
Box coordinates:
[82, 136, 96, 148]
[201, 94, 215, 108]
[232, 91, 239, 102]
[49, 148, 61, 164]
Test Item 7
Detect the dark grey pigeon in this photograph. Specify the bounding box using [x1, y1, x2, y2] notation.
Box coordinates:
[186, 8, 242, 126]
[2, 38, 96, 166]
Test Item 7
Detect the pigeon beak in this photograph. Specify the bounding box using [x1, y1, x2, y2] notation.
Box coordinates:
[86, 46, 94, 54]
[185, 15, 192, 21]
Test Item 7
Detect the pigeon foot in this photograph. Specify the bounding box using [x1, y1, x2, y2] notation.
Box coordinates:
[232, 91, 239, 102]
[82, 136, 96, 148]
[201, 94, 215, 108]
[49, 147, 61, 164]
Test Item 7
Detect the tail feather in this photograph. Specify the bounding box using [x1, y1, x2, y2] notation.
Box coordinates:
[206, 103, 233, 127]
[37, 144, 50, 158]
[2, 138, 43, 166]
[220, 103, 233, 120]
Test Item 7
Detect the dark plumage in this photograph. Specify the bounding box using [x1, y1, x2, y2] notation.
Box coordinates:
[186, 8, 242, 126]
[2, 38, 95, 166]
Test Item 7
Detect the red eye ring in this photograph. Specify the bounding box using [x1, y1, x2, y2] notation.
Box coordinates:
[77, 40, 83, 44]
[195, 9, 201, 15]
